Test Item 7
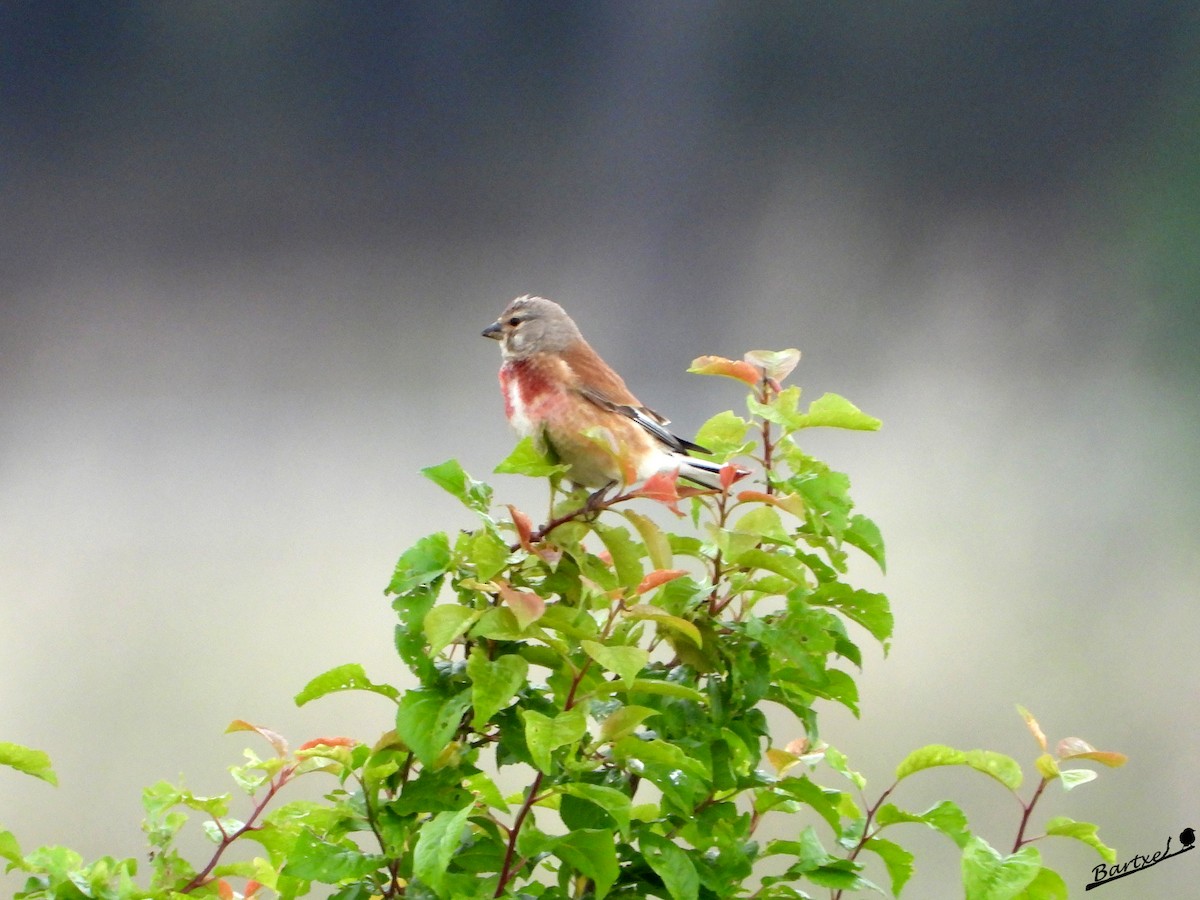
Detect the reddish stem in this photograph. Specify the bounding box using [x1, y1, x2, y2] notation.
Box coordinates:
[1012, 777, 1050, 853]
[181, 767, 294, 893]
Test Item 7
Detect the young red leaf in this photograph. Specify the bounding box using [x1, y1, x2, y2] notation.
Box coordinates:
[497, 581, 546, 629]
[635, 469, 683, 513]
[689, 355, 762, 386]
[719, 462, 749, 490]
[1017, 706, 1048, 753]
[507, 503, 536, 552]
[225, 720, 289, 757]
[636, 569, 688, 595]
[297, 736, 358, 751]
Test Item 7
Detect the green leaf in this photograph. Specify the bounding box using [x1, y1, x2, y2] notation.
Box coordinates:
[594, 523, 645, 592]
[393, 582, 440, 682]
[823, 745, 867, 791]
[747, 385, 802, 428]
[732, 506, 792, 543]
[412, 803, 473, 898]
[0, 742, 57, 786]
[625, 679, 707, 703]
[558, 783, 633, 839]
[623, 510, 674, 570]
[641, 831, 700, 900]
[0, 830, 24, 867]
[387, 767, 472, 816]
[727, 547, 809, 586]
[1058, 768, 1098, 790]
[794, 392, 881, 431]
[598, 705, 660, 742]
[523, 706, 588, 773]
[844, 514, 886, 572]
[693, 410, 753, 457]
[467, 647, 528, 728]
[1034, 753, 1060, 780]
[875, 800, 971, 849]
[865, 837, 914, 895]
[494, 436, 569, 478]
[581, 640, 649, 686]
[553, 829, 619, 899]
[282, 830, 382, 882]
[1044, 817, 1115, 863]
[1016, 866, 1068, 900]
[895, 745, 1023, 791]
[422, 459, 493, 513]
[387, 532, 452, 595]
[424, 605, 482, 656]
[624, 604, 701, 647]
[464, 771, 510, 814]
[295, 662, 400, 707]
[810, 583, 894, 645]
[468, 527, 511, 582]
[395, 687, 472, 768]
[961, 836, 1042, 899]
[612, 737, 708, 782]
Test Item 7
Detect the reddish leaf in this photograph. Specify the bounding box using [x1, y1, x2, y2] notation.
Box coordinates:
[507, 504, 536, 552]
[737, 490, 773, 504]
[497, 581, 546, 629]
[689, 355, 762, 386]
[719, 463, 750, 490]
[1018, 706, 1048, 752]
[1057, 737, 1127, 767]
[638, 470, 681, 502]
[217, 881, 235, 900]
[297, 736, 358, 751]
[225, 720, 289, 757]
[244, 882, 262, 899]
[636, 569, 688, 595]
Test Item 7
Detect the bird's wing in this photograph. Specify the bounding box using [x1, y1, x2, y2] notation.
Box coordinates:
[561, 339, 711, 455]
[576, 387, 710, 456]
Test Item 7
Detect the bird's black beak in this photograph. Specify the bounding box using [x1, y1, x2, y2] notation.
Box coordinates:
[482, 320, 503, 340]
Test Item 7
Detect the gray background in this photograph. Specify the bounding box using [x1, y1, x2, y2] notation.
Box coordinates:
[3, 3, 1197, 897]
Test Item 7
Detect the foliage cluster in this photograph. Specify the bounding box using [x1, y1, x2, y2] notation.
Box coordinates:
[2, 350, 1124, 899]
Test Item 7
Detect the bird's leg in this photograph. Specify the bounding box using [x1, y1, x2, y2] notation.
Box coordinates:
[583, 481, 617, 516]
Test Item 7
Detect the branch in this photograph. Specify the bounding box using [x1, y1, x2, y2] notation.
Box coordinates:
[181, 766, 295, 893]
[494, 770, 545, 897]
[1012, 777, 1050, 853]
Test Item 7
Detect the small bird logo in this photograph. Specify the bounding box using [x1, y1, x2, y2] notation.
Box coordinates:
[1181, 827, 1195, 848]
[483, 296, 745, 493]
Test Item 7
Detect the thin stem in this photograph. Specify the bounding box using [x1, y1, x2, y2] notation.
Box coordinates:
[1012, 778, 1050, 853]
[494, 770, 545, 897]
[759, 376, 776, 495]
[181, 766, 294, 893]
[831, 782, 897, 900]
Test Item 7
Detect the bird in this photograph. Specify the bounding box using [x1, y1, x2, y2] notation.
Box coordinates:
[482, 296, 742, 493]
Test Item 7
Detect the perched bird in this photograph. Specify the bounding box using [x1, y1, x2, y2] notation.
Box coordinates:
[482, 296, 738, 491]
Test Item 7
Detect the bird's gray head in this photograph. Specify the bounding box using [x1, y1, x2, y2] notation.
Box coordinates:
[482, 295, 581, 359]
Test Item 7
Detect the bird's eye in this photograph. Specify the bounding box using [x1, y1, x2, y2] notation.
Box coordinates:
[508, 317, 522, 327]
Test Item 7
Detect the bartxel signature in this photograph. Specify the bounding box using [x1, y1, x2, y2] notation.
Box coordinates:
[1085, 827, 1195, 890]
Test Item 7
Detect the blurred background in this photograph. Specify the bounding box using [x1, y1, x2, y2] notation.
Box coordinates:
[2, 2, 1197, 897]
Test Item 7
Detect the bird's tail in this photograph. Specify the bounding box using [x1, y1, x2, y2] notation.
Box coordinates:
[676, 455, 751, 490]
